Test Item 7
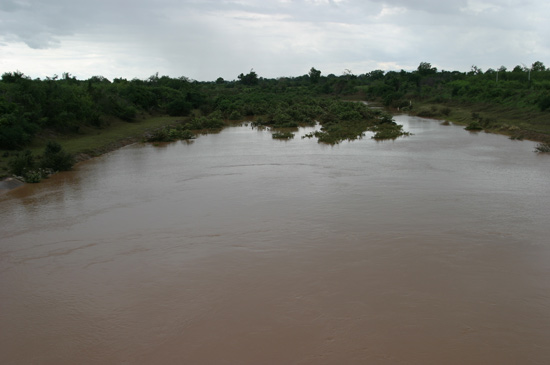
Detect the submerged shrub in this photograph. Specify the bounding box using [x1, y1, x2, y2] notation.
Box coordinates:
[272, 131, 294, 139]
[534, 142, 550, 153]
[371, 123, 411, 140]
[23, 169, 45, 183]
[465, 121, 483, 131]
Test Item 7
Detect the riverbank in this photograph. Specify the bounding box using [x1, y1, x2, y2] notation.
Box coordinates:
[2, 99, 548, 191]
[403, 100, 550, 143]
[0, 115, 187, 180]
[0, 177, 25, 194]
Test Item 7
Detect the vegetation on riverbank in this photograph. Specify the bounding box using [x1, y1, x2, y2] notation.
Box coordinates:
[272, 131, 295, 139]
[535, 142, 550, 153]
[8, 141, 74, 183]
[2, 61, 549, 179]
[362, 62, 550, 143]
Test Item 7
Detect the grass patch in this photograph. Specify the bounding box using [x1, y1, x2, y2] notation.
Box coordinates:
[410, 100, 550, 142]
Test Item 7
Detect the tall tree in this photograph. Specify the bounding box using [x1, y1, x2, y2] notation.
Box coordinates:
[308, 67, 321, 84]
[417, 62, 437, 76]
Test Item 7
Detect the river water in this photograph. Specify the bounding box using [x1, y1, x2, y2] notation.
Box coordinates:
[1, 115, 549, 364]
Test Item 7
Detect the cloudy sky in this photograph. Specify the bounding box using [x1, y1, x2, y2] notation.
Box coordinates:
[1, 0, 549, 81]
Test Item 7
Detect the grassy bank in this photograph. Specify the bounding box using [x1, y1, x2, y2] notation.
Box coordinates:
[0, 115, 185, 178]
[406, 100, 550, 143]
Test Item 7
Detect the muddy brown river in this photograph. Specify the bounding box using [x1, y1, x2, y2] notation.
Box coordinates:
[1, 115, 550, 364]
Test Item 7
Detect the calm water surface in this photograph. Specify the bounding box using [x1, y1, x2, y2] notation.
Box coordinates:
[1, 116, 550, 364]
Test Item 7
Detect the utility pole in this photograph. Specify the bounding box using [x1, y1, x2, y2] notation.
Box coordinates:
[522, 63, 531, 81]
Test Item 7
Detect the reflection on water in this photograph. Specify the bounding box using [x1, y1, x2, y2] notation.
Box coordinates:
[1, 117, 550, 364]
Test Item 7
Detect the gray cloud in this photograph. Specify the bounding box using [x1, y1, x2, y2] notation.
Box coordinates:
[0, 0, 548, 80]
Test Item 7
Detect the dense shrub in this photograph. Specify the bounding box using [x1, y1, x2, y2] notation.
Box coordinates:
[40, 141, 74, 171]
[8, 150, 35, 176]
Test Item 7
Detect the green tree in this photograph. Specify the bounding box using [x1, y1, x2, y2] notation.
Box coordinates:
[309, 67, 321, 84]
[532, 61, 546, 72]
[238, 70, 259, 86]
[417, 62, 437, 75]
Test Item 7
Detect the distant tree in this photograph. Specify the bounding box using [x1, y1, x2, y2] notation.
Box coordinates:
[366, 69, 385, 81]
[417, 62, 437, 75]
[532, 61, 546, 72]
[308, 67, 321, 84]
[216, 77, 225, 84]
[148, 72, 159, 84]
[89, 75, 110, 83]
[238, 69, 259, 86]
[1, 71, 28, 83]
[470, 65, 483, 75]
[512, 65, 523, 72]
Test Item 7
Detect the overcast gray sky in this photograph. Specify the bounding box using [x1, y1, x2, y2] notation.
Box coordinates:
[1, 0, 548, 81]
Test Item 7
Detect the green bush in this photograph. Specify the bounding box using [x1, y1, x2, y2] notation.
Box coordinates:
[8, 150, 35, 176]
[40, 141, 75, 171]
[228, 110, 242, 120]
[440, 107, 452, 116]
[166, 98, 192, 116]
[465, 121, 483, 131]
[7, 150, 52, 182]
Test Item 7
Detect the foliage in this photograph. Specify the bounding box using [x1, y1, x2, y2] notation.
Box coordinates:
[2, 61, 550, 158]
[238, 70, 259, 86]
[8, 150, 35, 177]
[40, 141, 75, 171]
[145, 126, 195, 142]
[465, 121, 483, 131]
[184, 111, 225, 130]
[309, 67, 321, 84]
[371, 123, 411, 140]
[7, 141, 73, 182]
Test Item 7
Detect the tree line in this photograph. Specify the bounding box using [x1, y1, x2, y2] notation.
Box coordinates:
[1, 61, 549, 151]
